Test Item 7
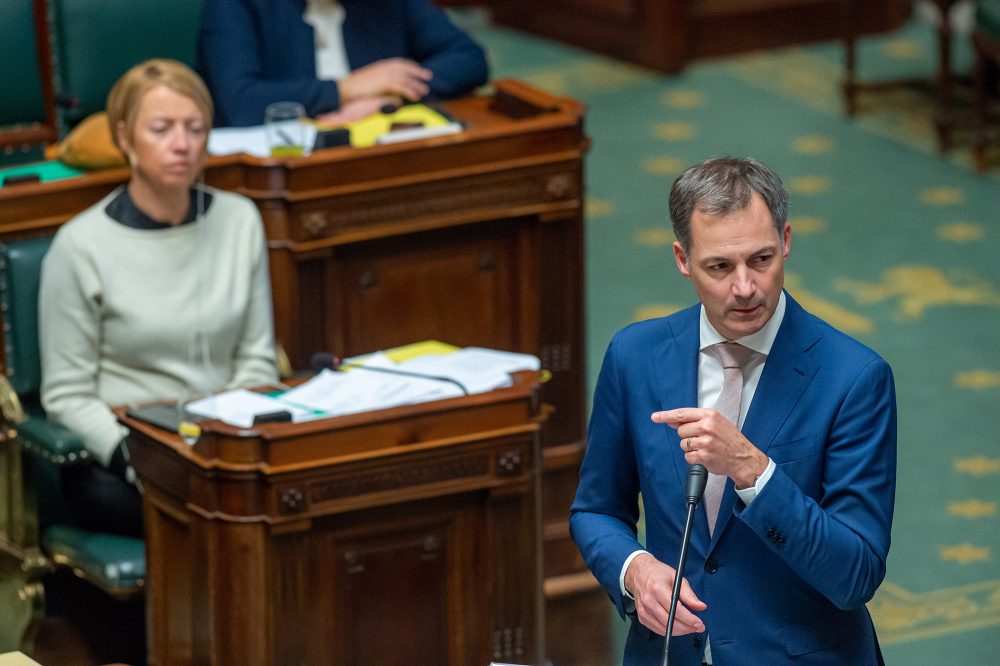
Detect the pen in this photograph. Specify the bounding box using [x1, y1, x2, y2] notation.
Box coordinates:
[277, 128, 296, 146]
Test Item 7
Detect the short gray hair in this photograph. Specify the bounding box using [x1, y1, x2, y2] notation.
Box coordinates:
[668, 156, 789, 255]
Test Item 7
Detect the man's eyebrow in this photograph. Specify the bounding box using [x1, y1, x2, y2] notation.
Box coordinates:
[699, 243, 778, 264]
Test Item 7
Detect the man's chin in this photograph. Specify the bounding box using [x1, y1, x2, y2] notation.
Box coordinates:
[724, 308, 768, 337]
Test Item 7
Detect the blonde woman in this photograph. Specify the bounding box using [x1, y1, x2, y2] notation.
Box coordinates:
[39, 60, 277, 536]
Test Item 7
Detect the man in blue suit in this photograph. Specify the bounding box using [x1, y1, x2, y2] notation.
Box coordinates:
[570, 157, 896, 664]
[197, 0, 489, 127]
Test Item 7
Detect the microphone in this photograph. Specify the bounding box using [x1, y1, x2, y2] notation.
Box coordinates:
[309, 352, 469, 395]
[662, 462, 707, 666]
[685, 463, 708, 505]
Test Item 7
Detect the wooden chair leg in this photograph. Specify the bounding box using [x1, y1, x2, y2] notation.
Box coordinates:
[972, 37, 990, 173]
[842, 0, 862, 116]
[933, 6, 955, 153]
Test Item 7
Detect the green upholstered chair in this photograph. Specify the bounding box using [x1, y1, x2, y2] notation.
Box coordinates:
[50, 0, 204, 127]
[0, 236, 145, 602]
[0, 0, 57, 162]
[972, 0, 1000, 171]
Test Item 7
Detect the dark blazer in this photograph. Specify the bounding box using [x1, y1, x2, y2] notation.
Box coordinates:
[570, 293, 896, 665]
[197, 0, 489, 126]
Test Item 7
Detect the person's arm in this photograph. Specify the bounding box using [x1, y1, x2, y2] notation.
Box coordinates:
[197, 0, 342, 126]
[737, 358, 897, 610]
[226, 202, 279, 389]
[571, 335, 707, 638]
[568, 334, 651, 617]
[39, 230, 129, 467]
[401, 0, 489, 99]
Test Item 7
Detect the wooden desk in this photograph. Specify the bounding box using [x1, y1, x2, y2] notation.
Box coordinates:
[120, 373, 544, 665]
[477, 0, 910, 74]
[0, 79, 602, 663]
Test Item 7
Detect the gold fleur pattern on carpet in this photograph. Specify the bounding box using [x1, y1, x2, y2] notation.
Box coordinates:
[643, 157, 685, 175]
[835, 266, 1000, 318]
[869, 580, 1000, 644]
[920, 187, 965, 205]
[785, 274, 873, 333]
[791, 135, 836, 154]
[574, 61, 649, 90]
[948, 500, 998, 519]
[723, 50, 839, 111]
[662, 89, 705, 108]
[955, 370, 1000, 389]
[521, 60, 649, 95]
[937, 222, 985, 242]
[954, 457, 1000, 476]
[788, 216, 826, 233]
[787, 176, 832, 195]
[653, 122, 696, 141]
[940, 544, 991, 564]
[634, 228, 674, 247]
[882, 39, 923, 59]
[586, 198, 615, 218]
[633, 304, 684, 322]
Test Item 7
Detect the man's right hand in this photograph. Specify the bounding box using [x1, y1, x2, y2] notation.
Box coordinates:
[624, 552, 707, 636]
[340, 58, 432, 104]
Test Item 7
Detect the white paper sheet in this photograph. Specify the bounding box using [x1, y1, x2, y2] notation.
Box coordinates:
[185, 389, 316, 427]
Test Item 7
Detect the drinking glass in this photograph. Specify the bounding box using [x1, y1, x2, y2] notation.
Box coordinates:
[265, 101, 307, 158]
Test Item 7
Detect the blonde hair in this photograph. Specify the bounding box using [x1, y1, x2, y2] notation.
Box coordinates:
[106, 59, 213, 152]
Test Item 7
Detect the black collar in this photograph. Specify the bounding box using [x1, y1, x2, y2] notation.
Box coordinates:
[105, 187, 213, 229]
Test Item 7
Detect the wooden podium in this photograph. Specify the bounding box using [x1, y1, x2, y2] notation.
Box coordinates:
[119, 372, 544, 666]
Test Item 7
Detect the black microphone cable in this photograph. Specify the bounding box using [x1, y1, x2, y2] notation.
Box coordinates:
[662, 462, 708, 666]
[310, 351, 470, 395]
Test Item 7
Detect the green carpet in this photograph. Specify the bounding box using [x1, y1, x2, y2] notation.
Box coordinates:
[466, 11, 1000, 665]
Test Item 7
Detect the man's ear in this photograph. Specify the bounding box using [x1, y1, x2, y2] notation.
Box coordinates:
[673, 241, 691, 280]
[782, 223, 792, 259]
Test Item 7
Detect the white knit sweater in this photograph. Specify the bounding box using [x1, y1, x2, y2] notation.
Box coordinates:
[40, 186, 278, 465]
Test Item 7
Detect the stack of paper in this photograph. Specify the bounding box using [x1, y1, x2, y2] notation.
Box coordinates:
[184, 346, 540, 428]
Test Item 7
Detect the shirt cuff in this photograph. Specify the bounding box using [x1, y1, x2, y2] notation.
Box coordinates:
[619, 549, 649, 599]
[735, 458, 776, 505]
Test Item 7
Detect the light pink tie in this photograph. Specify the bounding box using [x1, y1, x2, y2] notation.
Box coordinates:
[703, 342, 757, 535]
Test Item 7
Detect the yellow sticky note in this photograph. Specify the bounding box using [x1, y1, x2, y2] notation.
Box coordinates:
[382, 340, 460, 363]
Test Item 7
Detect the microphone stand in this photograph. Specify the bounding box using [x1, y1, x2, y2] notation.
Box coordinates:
[662, 464, 707, 666]
[338, 360, 469, 395]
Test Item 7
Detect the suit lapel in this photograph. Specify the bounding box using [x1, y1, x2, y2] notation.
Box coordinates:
[652, 307, 701, 493]
[710, 294, 821, 546]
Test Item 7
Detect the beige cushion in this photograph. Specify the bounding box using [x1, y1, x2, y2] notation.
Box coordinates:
[44, 112, 126, 169]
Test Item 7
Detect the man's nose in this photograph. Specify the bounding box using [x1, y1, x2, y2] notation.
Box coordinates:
[731, 268, 755, 298]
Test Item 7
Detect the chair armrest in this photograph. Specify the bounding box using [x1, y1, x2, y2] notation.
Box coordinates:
[17, 415, 89, 465]
[42, 524, 145, 598]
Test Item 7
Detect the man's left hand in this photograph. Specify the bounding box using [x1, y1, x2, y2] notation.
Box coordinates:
[651, 408, 768, 489]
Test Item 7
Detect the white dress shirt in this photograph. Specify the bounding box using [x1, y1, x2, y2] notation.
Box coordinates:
[304, 0, 350, 81]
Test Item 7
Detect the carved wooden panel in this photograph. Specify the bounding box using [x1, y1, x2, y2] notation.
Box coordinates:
[329, 220, 523, 356]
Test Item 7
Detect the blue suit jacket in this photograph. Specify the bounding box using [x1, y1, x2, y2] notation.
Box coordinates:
[570, 293, 896, 665]
[197, 0, 489, 126]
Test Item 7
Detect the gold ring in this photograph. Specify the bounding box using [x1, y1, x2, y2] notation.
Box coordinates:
[685, 438, 691, 452]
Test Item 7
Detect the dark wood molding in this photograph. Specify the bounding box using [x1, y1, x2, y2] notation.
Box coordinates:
[485, 0, 910, 74]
